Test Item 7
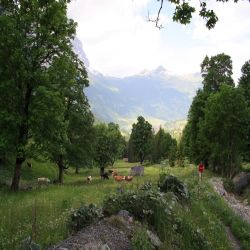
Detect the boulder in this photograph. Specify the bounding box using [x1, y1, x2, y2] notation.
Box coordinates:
[233, 172, 250, 194]
[146, 229, 162, 248]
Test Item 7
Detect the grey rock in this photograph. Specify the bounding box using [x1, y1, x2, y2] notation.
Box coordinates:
[100, 244, 110, 250]
[118, 210, 130, 218]
[233, 172, 250, 194]
[147, 230, 162, 248]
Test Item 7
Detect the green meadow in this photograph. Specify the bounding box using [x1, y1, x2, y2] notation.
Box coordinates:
[0, 160, 250, 249]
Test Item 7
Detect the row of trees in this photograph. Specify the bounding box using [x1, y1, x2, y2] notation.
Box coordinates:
[0, 0, 127, 190]
[128, 116, 178, 166]
[181, 54, 250, 178]
[0, 0, 180, 190]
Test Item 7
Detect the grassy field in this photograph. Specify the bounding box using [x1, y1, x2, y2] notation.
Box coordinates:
[0, 160, 249, 249]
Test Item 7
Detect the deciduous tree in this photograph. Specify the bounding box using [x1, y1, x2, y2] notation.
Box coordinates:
[0, 0, 80, 190]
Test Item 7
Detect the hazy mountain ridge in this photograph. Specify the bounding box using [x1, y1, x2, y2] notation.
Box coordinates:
[73, 38, 201, 132]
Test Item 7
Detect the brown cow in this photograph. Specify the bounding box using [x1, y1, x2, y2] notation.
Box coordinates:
[114, 175, 125, 181]
[125, 176, 133, 181]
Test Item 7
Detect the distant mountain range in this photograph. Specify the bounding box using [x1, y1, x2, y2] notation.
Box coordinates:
[73, 38, 201, 134]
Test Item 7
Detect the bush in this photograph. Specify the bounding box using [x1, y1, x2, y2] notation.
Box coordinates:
[223, 178, 235, 193]
[69, 204, 103, 232]
[158, 175, 189, 200]
[103, 189, 176, 226]
[132, 226, 152, 250]
[140, 181, 152, 191]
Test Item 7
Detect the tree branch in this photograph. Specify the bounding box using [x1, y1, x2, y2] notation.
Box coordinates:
[148, 0, 164, 29]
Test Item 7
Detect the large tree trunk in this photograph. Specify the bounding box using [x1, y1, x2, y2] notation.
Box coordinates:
[11, 157, 25, 191]
[58, 155, 64, 184]
[139, 152, 144, 165]
[10, 85, 32, 191]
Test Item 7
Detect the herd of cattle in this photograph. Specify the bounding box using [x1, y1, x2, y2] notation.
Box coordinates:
[37, 166, 144, 185]
[88, 166, 144, 183]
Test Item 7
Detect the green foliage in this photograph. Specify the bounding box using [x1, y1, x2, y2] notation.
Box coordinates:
[238, 59, 250, 162]
[182, 54, 249, 178]
[94, 123, 124, 171]
[158, 175, 189, 200]
[0, 0, 91, 190]
[151, 127, 175, 164]
[182, 89, 210, 165]
[223, 178, 235, 193]
[201, 85, 249, 177]
[30, 53, 94, 183]
[132, 226, 152, 250]
[238, 59, 250, 106]
[140, 181, 153, 191]
[103, 189, 176, 225]
[201, 53, 234, 93]
[130, 116, 153, 164]
[69, 204, 103, 232]
[107, 123, 126, 165]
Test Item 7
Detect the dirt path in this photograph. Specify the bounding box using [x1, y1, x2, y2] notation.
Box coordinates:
[210, 178, 250, 224]
[225, 226, 242, 250]
[210, 178, 250, 250]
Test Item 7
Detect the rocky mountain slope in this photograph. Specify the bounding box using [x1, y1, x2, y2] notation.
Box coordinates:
[73, 38, 201, 132]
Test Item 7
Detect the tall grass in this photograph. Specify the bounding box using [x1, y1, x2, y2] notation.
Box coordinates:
[0, 160, 249, 249]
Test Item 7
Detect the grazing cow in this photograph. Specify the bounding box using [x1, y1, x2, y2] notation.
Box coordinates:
[125, 176, 133, 181]
[114, 175, 125, 182]
[37, 177, 50, 185]
[101, 172, 109, 180]
[130, 166, 144, 176]
[87, 176, 92, 183]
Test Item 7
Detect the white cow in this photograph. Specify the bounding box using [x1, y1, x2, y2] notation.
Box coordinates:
[87, 176, 92, 183]
[37, 177, 50, 185]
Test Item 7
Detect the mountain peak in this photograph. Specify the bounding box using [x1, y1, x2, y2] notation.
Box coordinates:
[72, 37, 90, 68]
[153, 65, 167, 75]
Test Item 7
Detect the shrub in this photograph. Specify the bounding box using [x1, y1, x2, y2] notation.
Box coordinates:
[69, 204, 103, 232]
[140, 181, 152, 191]
[158, 175, 189, 200]
[132, 226, 152, 250]
[103, 189, 176, 226]
[223, 178, 235, 193]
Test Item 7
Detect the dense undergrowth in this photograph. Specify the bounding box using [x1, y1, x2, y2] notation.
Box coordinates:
[0, 160, 249, 249]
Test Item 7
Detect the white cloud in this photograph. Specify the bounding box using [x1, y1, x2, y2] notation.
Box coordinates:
[68, 0, 250, 81]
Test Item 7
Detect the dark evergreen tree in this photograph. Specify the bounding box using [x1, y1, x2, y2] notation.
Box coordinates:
[130, 116, 153, 164]
[151, 127, 174, 163]
[238, 59, 250, 161]
[201, 85, 249, 177]
[201, 53, 234, 93]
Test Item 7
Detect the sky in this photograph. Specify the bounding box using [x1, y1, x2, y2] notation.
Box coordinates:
[68, 0, 250, 82]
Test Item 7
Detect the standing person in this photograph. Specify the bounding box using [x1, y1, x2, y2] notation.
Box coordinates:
[198, 162, 205, 181]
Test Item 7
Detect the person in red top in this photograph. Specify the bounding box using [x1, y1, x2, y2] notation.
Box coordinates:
[198, 162, 205, 181]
